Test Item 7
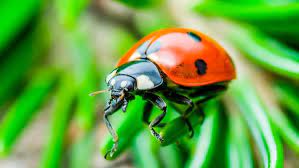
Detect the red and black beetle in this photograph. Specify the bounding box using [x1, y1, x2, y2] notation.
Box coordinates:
[91, 28, 236, 157]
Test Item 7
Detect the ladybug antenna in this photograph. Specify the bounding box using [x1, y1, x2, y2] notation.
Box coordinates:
[89, 89, 108, 96]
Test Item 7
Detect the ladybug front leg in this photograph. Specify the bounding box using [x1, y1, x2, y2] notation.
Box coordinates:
[142, 92, 167, 142]
[103, 97, 123, 159]
[163, 91, 195, 138]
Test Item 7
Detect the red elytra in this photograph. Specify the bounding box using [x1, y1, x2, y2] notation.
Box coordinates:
[117, 28, 236, 87]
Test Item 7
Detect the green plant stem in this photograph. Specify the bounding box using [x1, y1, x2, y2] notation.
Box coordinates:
[55, 0, 90, 29]
[0, 0, 40, 52]
[0, 28, 49, 106]
[194, 1, 299, 44]
[68, 32, 98, 132]
[66, 32, 98, 168]
[134, 8, 176, 36]
[133, 104, 183, 168]
[55, 1, 98, 166]
[132, 130, 161, 168]
[273, 80, 299, 117]
[115, 0, 161, 9]
[230, 80, 283, 168]
[70, 132, 95, 168]
[227, 24, 299, 80]
[186, 100, 220, 168]
[193, 1, 299, 23]
[258, 23, 299, 35]
[216, 0, 266, 5]
[100, 97, 146, 160]
[40, 73, 76, 168]
[267, 107, 299, 153]
[159, 105, 205, 146]
[159, 144, 183, 168]
[0, 69, 58, 156]
[226, 114, 253, 168]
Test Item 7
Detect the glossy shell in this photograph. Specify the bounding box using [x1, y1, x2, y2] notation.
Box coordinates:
[117, 28, 236, 87]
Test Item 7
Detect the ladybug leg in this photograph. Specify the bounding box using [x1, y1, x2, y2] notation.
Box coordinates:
[164, 91, 195, 138]
[142, 102, 153, 125]
[103, 97, 123, 159]
[104, 109, 119, 159]
[184, 119, 194, 138]
[121, 98, 128, 112]
[142, 92, 167, 142]
[121, 94, 135, 113]
[142, 102, 166, 127]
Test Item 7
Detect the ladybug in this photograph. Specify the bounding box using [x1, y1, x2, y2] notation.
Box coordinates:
[90, 28, 236, 158]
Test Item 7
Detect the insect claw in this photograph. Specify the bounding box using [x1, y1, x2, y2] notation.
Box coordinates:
[104, 150, 111, 160]
[104, 150, 115, 159]
[104, 140, 118, 160]
[104, 149, 115, 160]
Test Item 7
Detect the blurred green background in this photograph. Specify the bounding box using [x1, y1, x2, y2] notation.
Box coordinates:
[0, 0, 298, 167]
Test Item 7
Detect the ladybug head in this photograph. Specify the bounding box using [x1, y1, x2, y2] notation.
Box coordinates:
[99, 74, 136, 113]
[89, 73, 137, 114]
[108, 75, 136, 98]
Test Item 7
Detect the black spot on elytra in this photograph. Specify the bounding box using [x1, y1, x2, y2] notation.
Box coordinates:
[195, 59, 207, 75]
[188, 32, 202, 42]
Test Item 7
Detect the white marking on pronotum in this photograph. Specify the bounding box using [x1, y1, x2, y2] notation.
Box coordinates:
[106, 70, 117, 83]
[136, 75, 155, 90]
[120, 81, 128, 88]
[110, 79, 116, 86]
